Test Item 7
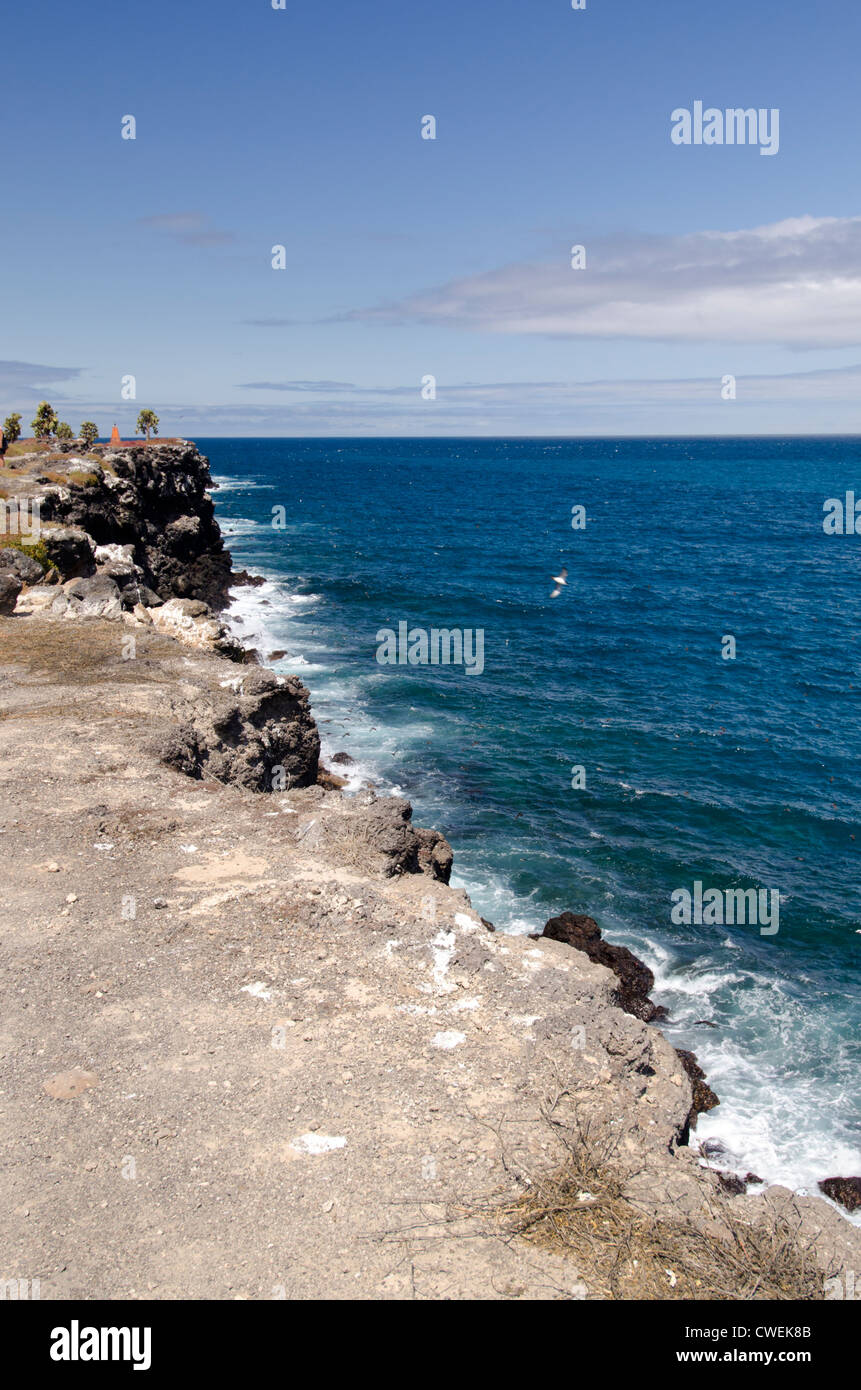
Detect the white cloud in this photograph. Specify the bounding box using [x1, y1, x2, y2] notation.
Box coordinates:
[347, 215, 861, 348]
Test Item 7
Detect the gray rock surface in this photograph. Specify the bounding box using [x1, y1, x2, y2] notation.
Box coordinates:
[0, 547, 44, 584]
[158, 668, 321, 791]
[0, 571, 23, 614]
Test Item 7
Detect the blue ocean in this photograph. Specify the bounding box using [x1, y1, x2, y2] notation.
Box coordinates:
[200, 436, 861, 1204]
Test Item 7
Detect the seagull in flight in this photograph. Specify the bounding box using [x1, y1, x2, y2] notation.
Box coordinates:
[550, 566, 568, 598]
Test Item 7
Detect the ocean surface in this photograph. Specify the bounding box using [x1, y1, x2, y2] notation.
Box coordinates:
[199, 436, 861, 1207]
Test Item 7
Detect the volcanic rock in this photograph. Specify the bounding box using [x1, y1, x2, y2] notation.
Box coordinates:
[0, 572, 23, 615]
[0, 547, 44, 584]
[157, 668, 320, 792]
[819, 1176, 861, 1212]
[540, 912, 668, 1022]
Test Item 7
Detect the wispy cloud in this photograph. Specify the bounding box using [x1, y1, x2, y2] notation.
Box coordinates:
[10, 365, 861, 438]
[341, 216, 861, 349]
[138, 212, 234, 247]
[0, 359, 85, 394]
[237, 380, 366, 394]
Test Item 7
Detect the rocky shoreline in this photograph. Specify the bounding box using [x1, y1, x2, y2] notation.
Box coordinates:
[2, 438, 859, 1297]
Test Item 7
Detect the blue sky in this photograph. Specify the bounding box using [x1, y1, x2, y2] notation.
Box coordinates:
[3, 0, 861, 435]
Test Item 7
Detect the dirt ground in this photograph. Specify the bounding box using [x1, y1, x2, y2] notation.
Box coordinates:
[2, 616, 859, 1301]
[0, 617, 601, 1299]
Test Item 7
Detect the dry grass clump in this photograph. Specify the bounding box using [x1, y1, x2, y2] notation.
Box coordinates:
[487, 1113, 825, 1300]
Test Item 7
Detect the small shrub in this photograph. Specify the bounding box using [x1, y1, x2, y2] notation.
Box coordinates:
[1, 533, 52, 572]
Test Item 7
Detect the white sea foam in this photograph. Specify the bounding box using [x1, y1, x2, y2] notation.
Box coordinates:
[211, 475, 273, 494]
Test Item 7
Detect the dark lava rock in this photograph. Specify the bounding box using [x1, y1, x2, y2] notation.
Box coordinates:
[38, 442, 233, 609]
[65, 574, 120, 601]
[675, 1047, 720, 1142]
[267, 650, 287, 661]
[818, 1176, 861, 1212]
[157, 669, 320, 793]
[0, 571, 23, 614]
[700, 1137, 728, 1160]
[716, 1170, 764, 1196]
[675, 1048, 720, 1115]
[540, 912, 668, 1023]
[331, 752, 355, 765]
[119, 582, 164, 610]
[42, 527, 96, 579]
[716, 1172, 747, 1196]
[0, 547, 44, 584]
[232, 570, 266, 587]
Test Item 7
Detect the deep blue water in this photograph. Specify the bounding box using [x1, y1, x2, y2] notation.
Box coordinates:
[199, 436, 861, 1201]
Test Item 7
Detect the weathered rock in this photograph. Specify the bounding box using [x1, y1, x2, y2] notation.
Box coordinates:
[158, 669, 320, 791]
[38, 442, 233, 608]
[322, 795, 453, 881]
[12, 584, 60, 614]
[540, 912, 668, 1023]
[819, 1176, 861, 1212]
[42, 527, 96, 580]
[716, 1172, 747, 1196]
[331, 751, 355, 765]
[64, 574, 123, 620]
[414, 825, 454, 883]
[317, 766, 348, 790]
[94, 542, 136, 568]
[0, 571, 23, 615]
[148, 597, 244, 658]
[0, 548, 44, 584]
[675, 1047, 720, 1139]
[94, 543, 139, 583]
[119, 582, 164, 610]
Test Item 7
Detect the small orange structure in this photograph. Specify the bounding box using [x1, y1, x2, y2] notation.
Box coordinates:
[109, 424, 122, 446]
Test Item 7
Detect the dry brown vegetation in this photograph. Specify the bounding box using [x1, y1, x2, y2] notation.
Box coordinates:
[477, 1109, 828, 1300]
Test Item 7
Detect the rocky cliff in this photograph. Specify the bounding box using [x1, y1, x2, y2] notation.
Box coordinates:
[39, 441, 234, 609]
[2, 437, 859, 1300]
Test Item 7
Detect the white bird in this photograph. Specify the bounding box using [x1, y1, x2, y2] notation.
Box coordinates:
[550, 566, 568, 598]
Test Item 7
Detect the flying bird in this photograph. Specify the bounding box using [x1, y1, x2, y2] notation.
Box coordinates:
[550, 566, 568, 598]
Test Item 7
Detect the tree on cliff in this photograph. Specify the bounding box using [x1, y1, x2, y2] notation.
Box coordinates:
[31, 401, 58, 440]
[55, 422, 74, 440]
[137, 409, 159, 440]
[79, 422, 99, 448]
[3, 413, 22, 444]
